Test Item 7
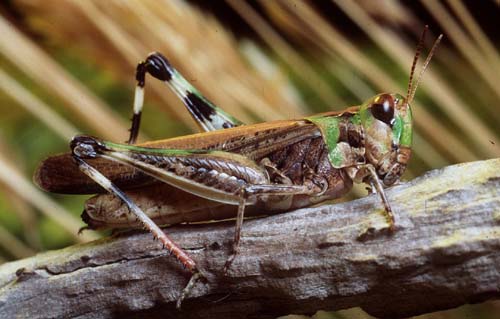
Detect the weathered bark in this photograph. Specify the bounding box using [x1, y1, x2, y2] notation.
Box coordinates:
[0, 159, 499, 319]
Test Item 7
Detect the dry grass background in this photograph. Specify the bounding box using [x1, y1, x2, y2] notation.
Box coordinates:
[0, 0, 498, 317]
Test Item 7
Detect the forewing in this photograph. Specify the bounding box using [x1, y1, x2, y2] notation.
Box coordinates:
[34, 153, 152, 194]
[34, 119, 319, 194]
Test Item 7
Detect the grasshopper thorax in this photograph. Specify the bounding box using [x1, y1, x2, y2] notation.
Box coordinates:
[360, 93, 412, 186]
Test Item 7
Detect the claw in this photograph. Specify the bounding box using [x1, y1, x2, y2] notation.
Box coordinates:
[223, 244, 240, 275]
[77, 226, 90, 235]
[223, 255, 235, 275]
[176, 270, 205, 309]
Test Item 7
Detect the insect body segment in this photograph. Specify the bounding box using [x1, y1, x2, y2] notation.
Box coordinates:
[303, 92, 412, 226]
[35, 28, 443, 308]
[359, 93, 413, 187]
[306, 110, 364, 168]
[305, 92, 413, 192]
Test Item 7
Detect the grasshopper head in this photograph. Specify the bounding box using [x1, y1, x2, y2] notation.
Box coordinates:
[360, 29, 442, 186]
[360, 93, 412, 186]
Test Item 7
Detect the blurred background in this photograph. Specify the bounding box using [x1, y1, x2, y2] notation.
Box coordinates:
[0, 0, 498, 318]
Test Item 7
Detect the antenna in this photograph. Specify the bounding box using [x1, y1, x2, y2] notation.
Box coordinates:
[406, 26, 444, 104]
[406, 26, 428, 103]
[408, 34, 443, 103]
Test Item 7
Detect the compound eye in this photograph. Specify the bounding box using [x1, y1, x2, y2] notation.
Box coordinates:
[371, 94, 395, 125]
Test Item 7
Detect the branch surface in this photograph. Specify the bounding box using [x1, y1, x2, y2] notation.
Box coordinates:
[0, 159, 499, 319]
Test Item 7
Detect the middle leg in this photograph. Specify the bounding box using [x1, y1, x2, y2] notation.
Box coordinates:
[224, 183, 322, 273]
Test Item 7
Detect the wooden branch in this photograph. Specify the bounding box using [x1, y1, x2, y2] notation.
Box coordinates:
[1, 159, 499, 319]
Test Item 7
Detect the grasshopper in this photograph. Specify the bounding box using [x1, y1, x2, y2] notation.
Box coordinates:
[34, 28, 442, 307]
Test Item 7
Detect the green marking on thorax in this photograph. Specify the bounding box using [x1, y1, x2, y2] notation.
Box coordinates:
[329, 143, 344, 167]
[359, 102, 373, 127]
[350, 113, 361, 125]
[305, 115, 343, 167]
